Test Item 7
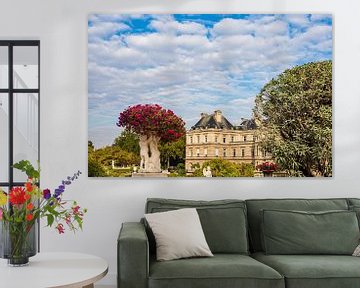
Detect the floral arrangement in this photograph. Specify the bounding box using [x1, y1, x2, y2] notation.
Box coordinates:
[0, 160, 86, 234]
[256, 161, 278, 172]
[117, 104, 186, 142]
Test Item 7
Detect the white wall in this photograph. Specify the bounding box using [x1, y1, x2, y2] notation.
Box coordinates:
[1, 0, 360, 286]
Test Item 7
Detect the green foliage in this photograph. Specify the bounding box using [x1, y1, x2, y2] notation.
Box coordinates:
[88, 144, 139, 177]
[88, 157, 106, 177]
[159, 136, 186, 169]
[193, 159, 254, 177]
[237, 162, 256, 177]
[169, 163, 186, 177]
[12, 160, 40, 180]
[253, 61, 332, 177]
[88, 140, 94, 150]
[113, 130, 140, 154]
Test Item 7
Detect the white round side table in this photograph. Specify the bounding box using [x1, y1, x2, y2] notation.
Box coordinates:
[0, 252, 108, 288]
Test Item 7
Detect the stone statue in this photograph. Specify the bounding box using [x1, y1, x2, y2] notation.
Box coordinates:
[203, 166, 212, 177]
[139, 134, 161, 173]
[139, 134, 150, 171]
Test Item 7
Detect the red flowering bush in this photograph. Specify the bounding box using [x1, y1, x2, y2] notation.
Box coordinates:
[117, 104, 186, 142]
[256, 161, 278, 172]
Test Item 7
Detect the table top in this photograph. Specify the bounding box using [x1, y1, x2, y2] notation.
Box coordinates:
[0, 252, 108, 288]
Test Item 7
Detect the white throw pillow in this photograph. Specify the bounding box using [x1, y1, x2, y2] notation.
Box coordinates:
[145, 208, 213, 261]
[353, 244, 360, 256]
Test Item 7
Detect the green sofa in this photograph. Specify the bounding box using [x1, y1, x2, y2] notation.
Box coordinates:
[118, 198, 360, 288]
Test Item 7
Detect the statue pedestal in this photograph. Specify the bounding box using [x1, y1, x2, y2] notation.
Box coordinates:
[132, 172, 169, 178]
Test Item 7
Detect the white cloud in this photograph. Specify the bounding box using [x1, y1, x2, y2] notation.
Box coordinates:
[310, 14, 332, 22]
[88, 14, 333, 147]
[88, 22, 130, 42]
[149, 18, 208, 35]
[285, 14, 310, 26]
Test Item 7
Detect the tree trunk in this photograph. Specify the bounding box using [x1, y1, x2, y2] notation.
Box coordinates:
[138, 134, 161, 173]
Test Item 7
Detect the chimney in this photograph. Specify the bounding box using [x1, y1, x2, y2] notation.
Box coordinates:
[214, 110, 222, 123]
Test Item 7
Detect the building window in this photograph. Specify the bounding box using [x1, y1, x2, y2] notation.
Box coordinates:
[244, 136, 247, 142]
[196, 148, 200, 157]
[215, 148, 219, 157]
[223, 136, 226, 143]
[204, 148, 207, 157]
[189, 136, 193, 144]
[0, 40, 40, 191]
[205, 135, 207, 143]
[197, 135, 200, 143]
[242, 149, 245, 157]
[215, 136, 218, 143]
[223, 149, 226, 157]
[233, 149, 236, 157]
[189, 149, 193, 157]
[251, 148, 255, 157]
[231, 136, 234, 143]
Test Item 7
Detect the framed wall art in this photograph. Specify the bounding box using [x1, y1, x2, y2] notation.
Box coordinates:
[88, 14, 332, 178]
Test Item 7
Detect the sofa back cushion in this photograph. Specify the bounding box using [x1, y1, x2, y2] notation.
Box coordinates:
[145, 198, 249, 254]
[261, 209, 359, 255]
[246, 198, 349, 252]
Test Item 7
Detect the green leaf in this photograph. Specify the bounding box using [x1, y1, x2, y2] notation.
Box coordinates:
[47, 214, 54, 227]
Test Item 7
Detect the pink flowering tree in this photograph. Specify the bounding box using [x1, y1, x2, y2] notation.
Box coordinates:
[117, 104, 185, 173]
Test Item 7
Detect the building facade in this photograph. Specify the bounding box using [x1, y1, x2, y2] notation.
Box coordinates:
[185, 110, 272, 172]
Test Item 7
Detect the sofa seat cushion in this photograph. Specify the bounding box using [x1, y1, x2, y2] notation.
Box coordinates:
[149, 254, 284, 288]
[252, 252, 360, 288]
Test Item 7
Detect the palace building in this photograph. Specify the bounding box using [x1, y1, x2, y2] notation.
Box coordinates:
[185, 110, 272, 172]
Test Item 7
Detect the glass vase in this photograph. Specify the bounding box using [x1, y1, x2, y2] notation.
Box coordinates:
[0, 220, 37, 266]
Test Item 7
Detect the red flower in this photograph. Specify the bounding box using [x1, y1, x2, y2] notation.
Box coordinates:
[25, 182, 33, 192]
[24, 193, 31, 200]
[56, 223, 65, 234]
[9, 187, 26, 205]
[117, 104, 185, 143]
[26, 203, 34, 210]
[26, 214, 33, 221]
[257, 162, 278, 172]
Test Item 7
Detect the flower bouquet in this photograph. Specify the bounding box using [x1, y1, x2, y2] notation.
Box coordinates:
[0, 160, 87, 266]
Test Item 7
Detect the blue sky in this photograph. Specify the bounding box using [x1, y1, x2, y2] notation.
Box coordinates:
[88, 14, 332, 148]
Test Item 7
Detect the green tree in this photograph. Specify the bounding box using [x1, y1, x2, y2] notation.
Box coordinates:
[113, 130, 140, 155]
[193, 159, 254, 177]
[88, 157, 106, 177]
[253, 61, 332, 177]
[95, 146, 139, 168]
[159, 136, 186, 169]
[88, 140, 106, 177]
[88, 140, 94, 151]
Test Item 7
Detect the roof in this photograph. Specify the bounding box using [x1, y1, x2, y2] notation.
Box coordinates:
[191, 112, 234, 130]
[191, 111, 257, 131]
[235, 119, 257, 130]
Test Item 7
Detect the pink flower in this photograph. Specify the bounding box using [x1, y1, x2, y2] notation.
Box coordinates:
[56, 223, 65, 234]
[0, 208, 3, 220]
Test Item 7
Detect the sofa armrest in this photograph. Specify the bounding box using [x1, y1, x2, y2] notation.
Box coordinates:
[118, 222, 149, 288]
